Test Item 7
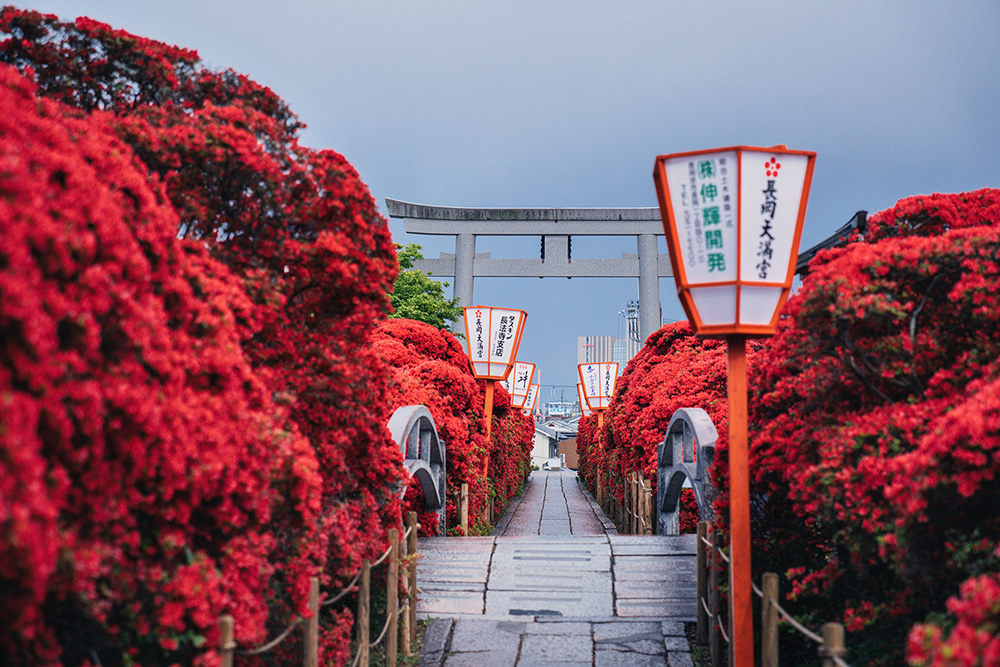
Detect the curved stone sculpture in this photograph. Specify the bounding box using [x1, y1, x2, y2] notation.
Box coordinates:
[656, 407, 718, 535]
[388, 405, 447, 535]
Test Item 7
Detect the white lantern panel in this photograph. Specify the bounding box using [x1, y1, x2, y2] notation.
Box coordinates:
[659, 151, 739, 285]
[689, 285, 737, 326]
[473, 361, 490, 376]
[577, 383, 591, 416]
[489, 308, 523, 365]
[739, 286, 784, 326]
[739, 151, 810, 284]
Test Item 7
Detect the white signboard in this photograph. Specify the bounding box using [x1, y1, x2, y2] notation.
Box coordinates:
[738, 151, 811, 285]
[578, 362, 618, 410]
[659, 150, 738, 285]
[522, 384, 539, 416]
[501, 361, 535, 408]
[464, 306, 526, 380]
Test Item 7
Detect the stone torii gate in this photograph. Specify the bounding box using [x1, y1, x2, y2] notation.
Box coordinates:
[385, 199, 674, 342]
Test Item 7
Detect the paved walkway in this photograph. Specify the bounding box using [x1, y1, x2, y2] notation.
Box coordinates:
[417, 470, 697, 666]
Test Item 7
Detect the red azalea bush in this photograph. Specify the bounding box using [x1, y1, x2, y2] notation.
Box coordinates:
[2, 9, 404, 665]
[372, 319, 533, 535]
[748, 189, 1000, 664]
[0, 65, 321, 665]
[577, 321, 755, 531]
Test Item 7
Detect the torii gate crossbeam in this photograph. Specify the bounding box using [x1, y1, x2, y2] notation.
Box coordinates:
[385, 199, 674, 343]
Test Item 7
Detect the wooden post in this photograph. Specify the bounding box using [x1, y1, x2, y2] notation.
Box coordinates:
[357, 560, 371, 667]
[218, 614, 235, 667]
[304, 576, 319, 667]
[696, 522, 709, 644]
[820, 623, 847, 667]
[710, 528, 721, 667]
[632, 473, 639, 534]
[406, 512, 418, 644]
[643, 476, 653, 535]
[727, 334, 753, 667]
[459, 483, 469, 535]
[387, 529, 399, 666]
[400, 525, 411, 658]
[762, 573, 779, 667]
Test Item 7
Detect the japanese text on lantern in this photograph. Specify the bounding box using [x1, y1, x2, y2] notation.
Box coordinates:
[494, 315, 512, 357]
[661, 151, 737, 284]
[756, 157, 779, 279]
[475, 310, 484, 358]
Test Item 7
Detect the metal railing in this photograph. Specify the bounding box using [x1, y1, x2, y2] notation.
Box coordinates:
[696, 521, 849, 667]
[218, 512, 421, 667]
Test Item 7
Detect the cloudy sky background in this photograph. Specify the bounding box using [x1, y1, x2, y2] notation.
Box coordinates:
[22, 1, 1000, 399]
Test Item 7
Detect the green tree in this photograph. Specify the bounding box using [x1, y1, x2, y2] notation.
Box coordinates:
[391, 243, 463, 330]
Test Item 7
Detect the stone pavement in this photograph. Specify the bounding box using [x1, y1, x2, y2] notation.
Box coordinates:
[417, 469, 697, 666]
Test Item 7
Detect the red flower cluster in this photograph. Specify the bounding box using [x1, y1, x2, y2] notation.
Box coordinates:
[576, 322, 744, 532]
[748, 189, 1000, 663]
[372, 319, 534, 535]
[0, 65, 320, 664]
[2, 8, 402, 664]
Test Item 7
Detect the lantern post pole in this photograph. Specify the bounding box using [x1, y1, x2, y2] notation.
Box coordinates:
[726, 333, 753, 667]
[483, 379, 495, 475]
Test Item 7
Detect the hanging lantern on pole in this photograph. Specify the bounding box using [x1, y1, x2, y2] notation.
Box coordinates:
[652, 145, 815, 336]
[653, 145, 815, 667]
[577, 383, 591, 417]
[522, 384, 539, 417]
[500, 361, 536, 409]
[578, 362, 618, 428]
[462, 305, 528, 474]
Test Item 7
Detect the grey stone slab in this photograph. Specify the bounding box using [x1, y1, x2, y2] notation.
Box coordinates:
[419, 566, 489, 583]
[421, 536, 496, 547]
[498, 535, 609, 544]
[524, 621, 592, 635]
[595, 648, 667, 667]
[519, 633, 594, 663]
[614, 581, 694, 599]
[418, 650, 445, 667]
[421, 618, 454, 655]
[417, 551, 494, 564]
[616, 599, 697, 619]
[486, 590, 613, 618]
[609, 534, 698, 547]
[613, 555, 696, 572]
[418, 591, 485, 615]
[451, 618, 527, 646]
[443, 651, 518, 667]
[611, 544, 696, 556]
[668, 651, 695, 667]
[494, 540, 610, 552]
[661, 620, 686, 636]
[592, 621, 662, 642]
[663, 635, 689, 652]
[418, 580, 486, 593]
[492, 552, 611, 571]
[488, 569, 612, 593]
[613, 567, 696, 582]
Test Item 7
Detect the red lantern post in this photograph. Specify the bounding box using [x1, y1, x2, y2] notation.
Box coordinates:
[462, 306, 528, 474]
[654, 145, 815, 667]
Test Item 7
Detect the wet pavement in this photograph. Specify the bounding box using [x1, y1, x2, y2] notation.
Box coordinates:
[417, 469, 696, 666]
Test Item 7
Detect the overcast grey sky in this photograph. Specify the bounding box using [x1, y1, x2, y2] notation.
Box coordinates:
[21, 1, 1000, 397]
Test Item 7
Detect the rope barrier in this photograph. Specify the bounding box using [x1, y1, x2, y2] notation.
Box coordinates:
[771, 600, 823, 644]
[716, 615, 730, 644]
[236, 617, 303, 655]
[323, 570, 363, 608]
[369, 615, 392, 648]
[371, 543, 393, 568]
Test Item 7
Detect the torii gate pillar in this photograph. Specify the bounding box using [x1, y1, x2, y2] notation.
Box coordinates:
[386, 199, 672, 343]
